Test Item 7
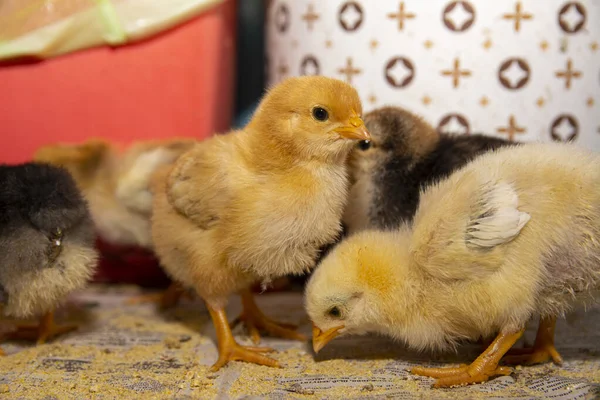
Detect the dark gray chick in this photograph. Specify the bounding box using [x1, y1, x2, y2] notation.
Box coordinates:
[344, 106, 516, 233]
[0, 162, 98, 350]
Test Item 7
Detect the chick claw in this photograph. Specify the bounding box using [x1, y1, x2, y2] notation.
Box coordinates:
[3, 311, 77, 345]
[125, 292, 164, 306]
[232, 312, 303, 345]
[125, 282, 191, 309]
[207, 303, 281, 371]
[210, 343, 278, 372]
[503, 347, 563, 366]
[411, 365, 513, 388]
[411, 329, 524, 388]
[502, 317, 563, 366]
[236, 290, 306, 344]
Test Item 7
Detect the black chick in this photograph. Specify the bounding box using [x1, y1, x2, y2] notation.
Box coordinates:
[289, 107, 513, 289]
[344, 106, 516, 233]
[0, 162, 98, 351]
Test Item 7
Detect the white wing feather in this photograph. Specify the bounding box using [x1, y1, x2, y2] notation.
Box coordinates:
[465, 182, 530, 248]
[116, 148, 181, 214]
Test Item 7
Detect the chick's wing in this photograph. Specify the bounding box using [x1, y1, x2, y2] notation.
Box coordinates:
[410, 172, 530, 281]
[165, 139, 232, 230]
[464, 181, 530, 248]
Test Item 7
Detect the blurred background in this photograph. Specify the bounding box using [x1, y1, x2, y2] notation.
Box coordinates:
[0, 0, 598, 286]
[1, 0, 599, 164]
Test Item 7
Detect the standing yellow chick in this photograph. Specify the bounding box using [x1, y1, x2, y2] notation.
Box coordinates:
[151, 76, 370, 371]
[306, 142, 600, 388]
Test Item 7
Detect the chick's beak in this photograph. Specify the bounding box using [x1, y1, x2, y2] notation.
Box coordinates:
[312, 323, 344, 353]
[334, 116, 371, 141]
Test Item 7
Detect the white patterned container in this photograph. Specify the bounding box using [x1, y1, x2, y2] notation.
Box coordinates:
[266, 0, 600, 150]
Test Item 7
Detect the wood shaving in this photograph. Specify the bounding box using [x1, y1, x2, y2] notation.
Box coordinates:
[0, 286, 598, 399]
[286, 383, 314, 395]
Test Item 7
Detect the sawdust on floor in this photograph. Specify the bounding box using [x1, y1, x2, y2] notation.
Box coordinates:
[0, 285, 599, 399]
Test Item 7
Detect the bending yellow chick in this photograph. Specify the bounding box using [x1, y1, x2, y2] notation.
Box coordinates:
[306, 142, 600, 388]
[151, 76, 370, 371]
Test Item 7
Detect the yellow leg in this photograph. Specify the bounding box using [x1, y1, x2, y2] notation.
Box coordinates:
[208, 304, 279, 371]
[0, 346, 5, 356]
[503, 316, 563, 365]
[411, 329, 524, 388]
[232, 289, 306, 345]
[125, 282, 191, 309]
[3, 310, 77, 345]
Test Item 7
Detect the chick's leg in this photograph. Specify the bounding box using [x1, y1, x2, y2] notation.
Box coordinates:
[503, 317, 562, 365]
[208, 304, 279, 371]
[3, 310, 77, 344]
[233, 289, 306, 345]
[36, 311, 78, 344]
[411, 329, 524, 388]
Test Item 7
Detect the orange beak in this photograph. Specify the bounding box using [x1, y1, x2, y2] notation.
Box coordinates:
[312, 323, 344, 353]
[334, 116, 371, 141]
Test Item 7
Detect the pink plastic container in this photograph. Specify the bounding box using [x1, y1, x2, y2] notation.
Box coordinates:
[0, 0, 236, 164]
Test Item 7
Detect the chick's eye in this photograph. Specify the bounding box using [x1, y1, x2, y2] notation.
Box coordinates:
[358, 140, 371, 151]
[328, 306, 342, 318]
[46, 227, 64, 266]
[312, 107, 329, 122]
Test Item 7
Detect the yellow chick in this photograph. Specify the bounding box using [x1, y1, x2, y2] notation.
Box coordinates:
[150, 76, 370, 371]
[306, 142, 600, 388]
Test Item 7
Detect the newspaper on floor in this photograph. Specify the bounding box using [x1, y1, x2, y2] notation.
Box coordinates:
[0, 286, 598, 399]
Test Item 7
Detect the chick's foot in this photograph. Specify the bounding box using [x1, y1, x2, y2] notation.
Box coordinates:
[3, 311, 77, 344]
[124, 292, 163, 305]
[235, 289, 306, 344]
[210, 342, 278, 372]
[411, 364, 513, 388]
[208, 304, 279, 371]
[411, 329, 524, 388]
[503, 317, 563, 365]
[124, 282, 190, 309]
